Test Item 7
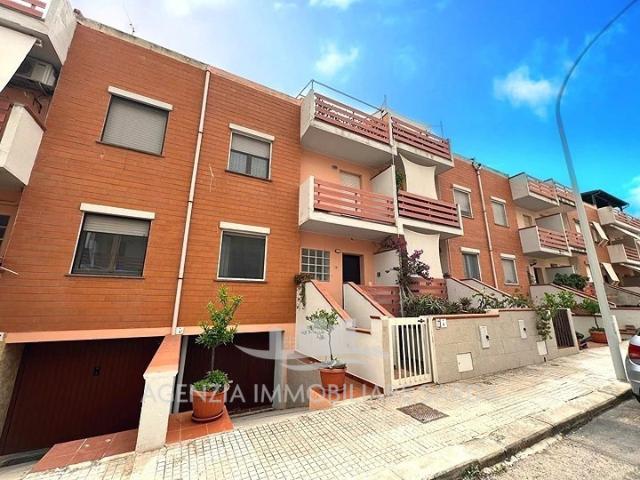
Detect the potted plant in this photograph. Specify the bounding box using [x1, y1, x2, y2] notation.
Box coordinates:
[191, 286, 242, 422]
[579, 299, 606, 344]
[305, 309, 346, 392]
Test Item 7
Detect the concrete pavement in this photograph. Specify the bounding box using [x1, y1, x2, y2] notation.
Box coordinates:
[19, 344, 631, 480]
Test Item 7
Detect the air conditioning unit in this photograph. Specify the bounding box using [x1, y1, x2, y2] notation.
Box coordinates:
[14, 57, 57, 89]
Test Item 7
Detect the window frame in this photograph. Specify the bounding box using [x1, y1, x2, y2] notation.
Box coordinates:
[500, 254, 519, 285]
[461, 248, 482, 281]
[0, 212, 12, 257]
[491, 198, 509, 227]
[226, 125, 274, 181]
[453, 186, 473, 218]
[216, 223, 269, 282]
[301, 248, 331, 282]
[99, 88, 172, 156]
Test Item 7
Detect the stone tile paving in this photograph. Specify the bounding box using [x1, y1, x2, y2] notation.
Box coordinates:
[24, 345, 628, 480]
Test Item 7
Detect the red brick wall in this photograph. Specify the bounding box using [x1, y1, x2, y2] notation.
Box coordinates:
[0, 25, 206, 332]
[439, 159, 531, 295]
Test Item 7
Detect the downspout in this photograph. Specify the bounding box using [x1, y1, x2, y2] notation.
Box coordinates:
[171, 69, 211, 334]
[472, 160, 499, 288]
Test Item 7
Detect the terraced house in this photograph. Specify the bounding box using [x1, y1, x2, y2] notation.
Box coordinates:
[1, 0, 639, 466]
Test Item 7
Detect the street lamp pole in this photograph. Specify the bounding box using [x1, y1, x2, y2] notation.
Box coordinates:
[555, 0, 639, 381]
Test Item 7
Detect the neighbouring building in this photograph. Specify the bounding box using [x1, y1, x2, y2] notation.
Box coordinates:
[1, 0, 639, 459]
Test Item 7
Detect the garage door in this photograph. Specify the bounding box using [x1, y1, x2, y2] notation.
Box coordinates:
[0, 337, 161, 455]
[180, 332, 275, 413]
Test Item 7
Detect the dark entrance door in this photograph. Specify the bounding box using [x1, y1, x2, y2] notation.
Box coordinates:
[533, 267, 544, 285]
[180, 332, 275, 414]
[0, 337, 161, 455]
[342, 254, 362, 284]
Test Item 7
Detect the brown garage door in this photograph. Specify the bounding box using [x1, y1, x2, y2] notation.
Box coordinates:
[0, 337, 161, 455]
[180, 332, 275, 413]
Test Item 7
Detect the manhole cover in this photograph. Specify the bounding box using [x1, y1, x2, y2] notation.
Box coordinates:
[397, 403, 447, 423]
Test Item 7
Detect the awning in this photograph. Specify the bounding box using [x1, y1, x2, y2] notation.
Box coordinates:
[0, 26, 36, 92]
[602, 262, 620, 283]
[622, 263, 640, 274]
[591, 221, 609, 243]
[608, 223, 640, 242]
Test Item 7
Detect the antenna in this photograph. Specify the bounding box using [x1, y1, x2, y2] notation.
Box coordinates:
[123, 0, 136, 35]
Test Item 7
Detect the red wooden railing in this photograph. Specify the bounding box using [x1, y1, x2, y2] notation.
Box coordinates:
[313, 94, 389, 144]
[314, 179, 395, 225]
[528, 178, 557, 202]
[363, 279, 447, 317]
[397, 190, 460, 229]
[554, 183, 575, 205]
[391, 117, 451, 159]
[615, 210, 640, 232]
[624, 245, 640, 263]
[565, 230, 585, 251]
[0, 98, 12, 141]
[538, 227, 569, 251]
[0, 0, 47, 18]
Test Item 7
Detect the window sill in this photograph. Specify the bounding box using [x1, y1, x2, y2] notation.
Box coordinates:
[66, 273, 145, 279]
[225, 169, 272, 182]
[461, 214, 474, 219]
[494, 223, 510, 229]
[215, 278, 267, 283]
[96, 140, 165, 158]
[504, 282, 519, 286]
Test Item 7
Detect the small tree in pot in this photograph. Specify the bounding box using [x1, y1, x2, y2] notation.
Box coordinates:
[305, 308, 346, 392]
[191, 286, 241, 422]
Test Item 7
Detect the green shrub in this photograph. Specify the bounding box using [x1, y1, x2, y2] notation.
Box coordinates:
[193, 370, 229, 393]
[553, 273, 589, 291]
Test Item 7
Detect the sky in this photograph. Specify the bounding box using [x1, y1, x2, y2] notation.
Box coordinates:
[71, 0, 640, 213]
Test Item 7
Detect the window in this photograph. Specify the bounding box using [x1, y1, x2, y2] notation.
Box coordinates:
[574, 219, 582, 234]
[228, 132, 271, 179]
[72, 213, 150, 276]
[301, 248, 330, 281]
[453, 188, 472, 217]
[0, 215, 9, 248]
[101, 95, 169, 155]
[491, 199, 508, 226]
[522, 214, 534, 227]
[462, 252, 481, 280]
[339, 171, 362, 189]
[501, 256, 518, 284]
[218, 231, 267, 280]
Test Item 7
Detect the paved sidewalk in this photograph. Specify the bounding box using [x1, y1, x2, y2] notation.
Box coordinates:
[23, 345, 630, 480]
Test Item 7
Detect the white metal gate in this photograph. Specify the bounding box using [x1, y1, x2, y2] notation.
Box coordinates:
[388, 317, 432, 389]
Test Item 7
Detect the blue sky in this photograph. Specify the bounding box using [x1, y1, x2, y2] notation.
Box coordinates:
[72, 0, 640, 213]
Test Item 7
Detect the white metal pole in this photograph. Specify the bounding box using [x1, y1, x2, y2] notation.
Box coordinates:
[555, 0, 639, 381]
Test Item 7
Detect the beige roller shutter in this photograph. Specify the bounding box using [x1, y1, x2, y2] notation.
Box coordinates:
[83, 214, 149, 237]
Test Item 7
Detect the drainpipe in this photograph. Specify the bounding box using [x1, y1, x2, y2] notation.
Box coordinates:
[472, 160, 499, 288]
[171, 69, 211, 335]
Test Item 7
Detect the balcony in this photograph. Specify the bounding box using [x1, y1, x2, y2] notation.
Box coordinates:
[299, 176, 397, 240]
[552, 182, 576, 208]
[607, 243, 640, 267]
[598, 206, 640, 238]
[565, 230, 586, 255]
[519, 226, 571, 258]
[509, 173, 559, 211]
[0, 101, 44, 188]
[300, 91, 392, 167]
[396, 190, 463, 238]
[390, 117, 453, 173]
[0, 0, 75, 70]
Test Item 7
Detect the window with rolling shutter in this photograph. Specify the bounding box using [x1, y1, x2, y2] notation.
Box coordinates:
[101, 96, 169, 155]
[491, 200, 508, 226]
[228, 132, 271, 179]
[72, 213, 150, 276]
[453, 188, 472, 217]
[218, 231, 267, 280]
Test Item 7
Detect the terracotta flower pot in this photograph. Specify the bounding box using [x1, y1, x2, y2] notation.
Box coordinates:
[319, 367, 346, 392]
[191, 386, 228, 423]
[590, 330, 608, 344]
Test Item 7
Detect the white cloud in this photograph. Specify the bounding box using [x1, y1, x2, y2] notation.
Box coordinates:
[628, 176, 640, 215]
[309, 0, 359, 9]
[163, 0, 232, 16]
[273, 1, 297, 10]
[314, 43, 359, 77]
[493, 66, 557, 118]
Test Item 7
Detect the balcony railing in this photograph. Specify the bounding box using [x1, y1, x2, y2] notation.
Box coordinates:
[538, 227, 569, 251]
[314, 179, 395, 225]
[0, 0, 47, 18]
[565, 230, 585, 252]
[615, 210, 640, 232]
[391, 117, 451, 159]
[313, 94, 389, 144]
[625, 245, 640, 263]
[397, 190, 460, 229]
[554, 183, 575, 205]
[363, 279, 447, 317]
[528, 178, 557, 202]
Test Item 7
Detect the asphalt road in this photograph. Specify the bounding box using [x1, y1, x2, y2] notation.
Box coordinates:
[488, 398, 640, 480]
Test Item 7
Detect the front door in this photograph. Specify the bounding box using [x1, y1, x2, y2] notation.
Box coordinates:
[342, 254, 362, 284]
[533, 267, 545, 285]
